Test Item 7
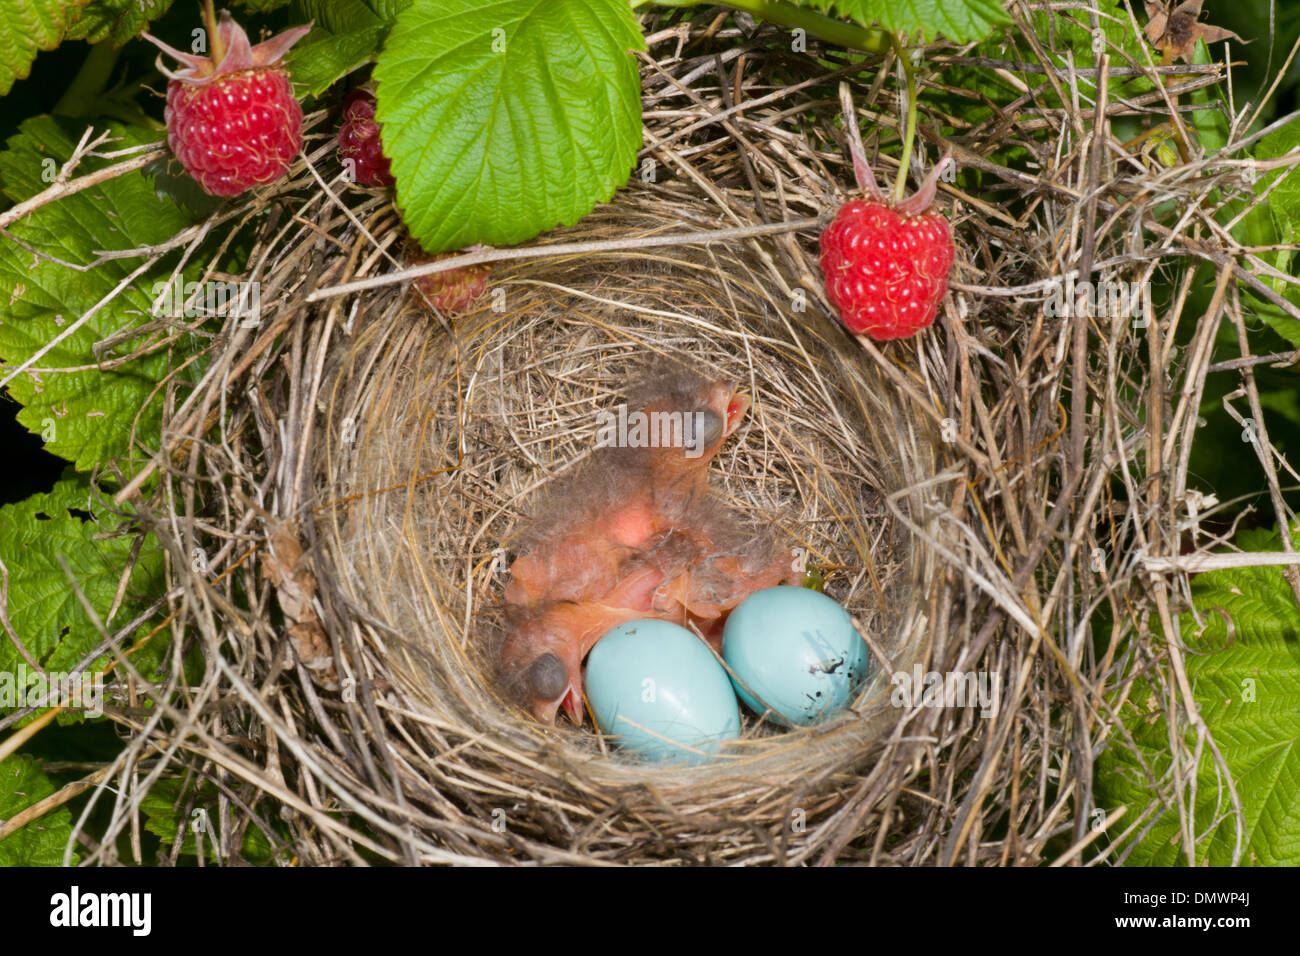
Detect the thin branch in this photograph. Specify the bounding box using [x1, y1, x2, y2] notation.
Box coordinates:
[302, 219, 823, 304]
[0, 148, 165, 233]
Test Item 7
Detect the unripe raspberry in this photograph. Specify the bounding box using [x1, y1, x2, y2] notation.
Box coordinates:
[407, 242, 491, 314]
[338, 90, 394, 187]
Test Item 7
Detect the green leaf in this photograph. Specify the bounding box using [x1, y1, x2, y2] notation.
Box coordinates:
[235, 0, 294, 13]
[1254, 114, 1300, 331]
[284, 0, 408, 98]
[66, 0, 174, 47]
[805, 0, 1009, 43]
[0, 0, 81, 95]
[1010, 0, 1150, 99]
[1187, 44, 1284, 306]
[1245, 299, 1300, 349]
[284, 21, 388, 99]
[141, 154, 225, 219]
[1187, 40, 1228, 155]
[0, 477, 167, 721]
[1258, 119, 1300, 232]
[373, 0, 646, 252]
[929, 1, 1151, 139]
[1096, 525, 1300, 866]
[0, 116, 194, 470]
[365, 0, 410, 18]
[293, 0, 406, 35]
[0, 754, 76, 865]
[140, 778, 283, 864]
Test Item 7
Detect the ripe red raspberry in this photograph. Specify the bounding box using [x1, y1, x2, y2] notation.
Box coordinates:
[338, 90, 395, 187]
[143, 11, 311, 197]
[407, 243, 491, 314]
[820, 146, 956, 341]
[820, 200, 954, 340]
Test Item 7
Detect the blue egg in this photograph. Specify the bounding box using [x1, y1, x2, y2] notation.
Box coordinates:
[723, 586, 870, 726]
[586, 619, 740, 764]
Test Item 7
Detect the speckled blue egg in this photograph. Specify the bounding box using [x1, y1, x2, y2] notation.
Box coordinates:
[723, 586, 869, 726]
[586, 619, 740, 764]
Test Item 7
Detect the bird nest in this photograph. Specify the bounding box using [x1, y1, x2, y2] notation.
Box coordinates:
[309, 197, 936, 857]
[61, 7, 1284, 865]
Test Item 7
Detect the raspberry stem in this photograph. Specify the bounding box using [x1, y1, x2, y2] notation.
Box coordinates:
[203, 0, 225, 65]
[890, 33, 919, 204]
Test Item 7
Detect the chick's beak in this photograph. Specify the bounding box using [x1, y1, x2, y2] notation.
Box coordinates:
[723, 388, 751, 437]
[531, 681, 586, 726]
[561, 686, 585, 725]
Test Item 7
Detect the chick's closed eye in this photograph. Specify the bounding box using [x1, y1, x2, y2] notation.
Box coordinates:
[687, 409, 723, 453]
[527, 652, 567, 701]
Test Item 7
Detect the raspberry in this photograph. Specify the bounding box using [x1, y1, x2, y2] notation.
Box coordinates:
[820, 200, 954, 340]
[338, 90, 395, 187]
[143, 10, 311, 198]
[818, 116, 957, 342]
[407, 243, 492, 314]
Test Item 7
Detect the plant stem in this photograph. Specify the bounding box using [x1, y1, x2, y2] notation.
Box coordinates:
[646, 0, 889, 53]
[891, 33, 919, 203]
[204, 0, 225, 64]
[53, 41, 120, 118]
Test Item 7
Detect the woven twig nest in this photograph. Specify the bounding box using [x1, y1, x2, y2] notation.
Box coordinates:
[308, 194, 942, 857]
[125, 46, 1043, 864]
[86, 5, 1269, 866]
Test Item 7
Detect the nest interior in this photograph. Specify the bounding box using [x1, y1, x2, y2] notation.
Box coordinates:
[315, 197, 938, 827]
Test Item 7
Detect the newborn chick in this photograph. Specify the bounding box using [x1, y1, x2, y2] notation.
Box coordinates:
[498, 363, 796, 724]
[503, 369, 750, 611]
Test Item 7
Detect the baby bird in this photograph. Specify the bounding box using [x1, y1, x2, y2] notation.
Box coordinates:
[497, 363, 796, 724]
[504, 370, 748, 605]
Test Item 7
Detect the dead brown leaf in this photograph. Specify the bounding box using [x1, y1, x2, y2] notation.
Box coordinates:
[265, 521, 339, 686]
[1144, 0, 1246, 63]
